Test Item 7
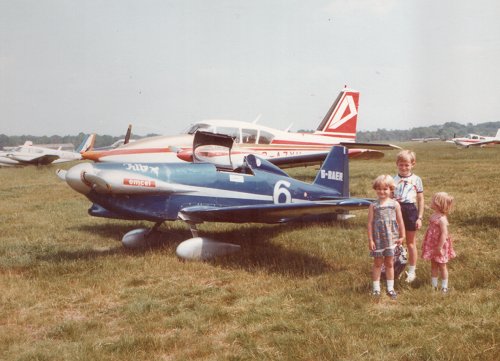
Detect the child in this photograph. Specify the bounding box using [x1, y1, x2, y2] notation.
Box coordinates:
[421, 192, 456, 293]
[368, 175, 406, 299]
[393, 150, 424, 283]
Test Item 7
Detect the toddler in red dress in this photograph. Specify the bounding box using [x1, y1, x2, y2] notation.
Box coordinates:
[422, 192, 456, 293]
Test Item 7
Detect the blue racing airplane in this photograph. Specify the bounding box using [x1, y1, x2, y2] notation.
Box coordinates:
[58, 131, 372, 258]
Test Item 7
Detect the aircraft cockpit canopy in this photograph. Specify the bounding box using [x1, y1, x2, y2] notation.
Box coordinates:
[186, 123, 275, 145]
[186, 123, 214, 135]
[192, 131, 249, 172]
[194, 144, 234, 169]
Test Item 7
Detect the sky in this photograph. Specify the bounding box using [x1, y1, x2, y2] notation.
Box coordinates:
[1, 0, 499, 136]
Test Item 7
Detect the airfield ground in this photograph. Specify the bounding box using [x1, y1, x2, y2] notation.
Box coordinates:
[0, 142, 498, 360]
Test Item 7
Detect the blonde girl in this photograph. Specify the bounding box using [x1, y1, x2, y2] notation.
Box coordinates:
[368, 175, 405, 299]
[421, 192, 456, 293]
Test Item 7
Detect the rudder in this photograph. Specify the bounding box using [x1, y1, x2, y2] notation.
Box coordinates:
[313, 146, 349, 197]
[315, 87, 359, 142]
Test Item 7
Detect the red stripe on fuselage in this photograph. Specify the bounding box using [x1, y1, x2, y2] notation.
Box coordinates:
[82, 147, 175, 161]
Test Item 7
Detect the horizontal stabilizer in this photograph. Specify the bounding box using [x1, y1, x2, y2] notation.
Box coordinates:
[179, 199, 372, 224]
[339, 142, 401, 150]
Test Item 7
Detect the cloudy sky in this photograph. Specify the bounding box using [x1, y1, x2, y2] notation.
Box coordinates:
[1, 0, 499, 136]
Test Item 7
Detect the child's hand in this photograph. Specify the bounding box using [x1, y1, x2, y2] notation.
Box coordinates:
[396, 237, 404, 246]
[416, 219, 422, 230]
[434, 246, 444, 257]
[368, 240, 375, 251]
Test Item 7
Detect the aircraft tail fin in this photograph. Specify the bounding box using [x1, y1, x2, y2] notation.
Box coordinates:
[314, 87, 359, 142]
[77, 134, 96, 153]
[313, 146, 349, 197]
[495, 129, 500, 139]
[124, 124, 132, 144]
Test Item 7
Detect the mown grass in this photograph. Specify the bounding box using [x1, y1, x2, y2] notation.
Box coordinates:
[0, 142, 498, 360]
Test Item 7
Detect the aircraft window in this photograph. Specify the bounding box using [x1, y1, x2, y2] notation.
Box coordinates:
[258, 130, 274, 144]
[242, 128, 258, 144]
[472, 135, 478, 139]
[215, 127, 241, 143]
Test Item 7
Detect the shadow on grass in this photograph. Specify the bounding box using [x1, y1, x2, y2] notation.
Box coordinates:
[455, 214, 500, 228]
[199, 223, 343, 277]
[41, 221, 347, 278]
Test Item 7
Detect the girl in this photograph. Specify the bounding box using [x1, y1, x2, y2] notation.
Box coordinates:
[422, 192, 456, 293]
[368, 175, 406, 299]
[393, 150, 424, 283]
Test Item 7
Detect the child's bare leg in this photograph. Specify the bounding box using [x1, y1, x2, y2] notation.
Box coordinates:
[372, 257, 383, 281]
[384, 256, 394, 281]
[431, 260, 439, 278]
[406, 230, 417, 267]
[384, 256, 396, 297]
[405, 230, 418, 282]
[439, 263, 449, 291]
[430, 260, 439, 288]
[371, 257, 384, 294]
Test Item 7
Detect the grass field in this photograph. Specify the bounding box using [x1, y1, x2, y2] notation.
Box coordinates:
[0, 142, 498, 361]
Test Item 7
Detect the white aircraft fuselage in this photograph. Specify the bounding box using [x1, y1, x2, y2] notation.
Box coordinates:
[82, 88, 386, 164]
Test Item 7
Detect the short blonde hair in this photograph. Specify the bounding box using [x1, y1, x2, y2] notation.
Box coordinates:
[396, 150, 416, 165]
[432, 192, 454, 214]
[372, 175, 395, 191]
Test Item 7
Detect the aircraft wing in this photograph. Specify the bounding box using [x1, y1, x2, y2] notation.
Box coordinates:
[178, 198, 372, 224]
[9, 154, 60, 165]
[339, 142, 401, 150]
[268, 149, 383, 169]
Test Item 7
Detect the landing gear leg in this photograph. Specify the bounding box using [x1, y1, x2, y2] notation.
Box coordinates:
[188, 223, 199, 238]
[147, 221, 163, 236]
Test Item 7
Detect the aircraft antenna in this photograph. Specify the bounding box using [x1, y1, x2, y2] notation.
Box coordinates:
[252, 114, 262, 124]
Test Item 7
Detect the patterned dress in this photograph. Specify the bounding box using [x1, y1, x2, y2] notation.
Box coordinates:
[422, 213, 456, 263]
[370, 199, 399, 257]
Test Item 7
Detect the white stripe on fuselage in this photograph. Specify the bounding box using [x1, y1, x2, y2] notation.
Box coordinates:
[170, 177, 309, 204]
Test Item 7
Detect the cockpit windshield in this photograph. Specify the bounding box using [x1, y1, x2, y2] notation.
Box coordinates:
[194, 145, 233, 168]
[186, 123, 214, 135]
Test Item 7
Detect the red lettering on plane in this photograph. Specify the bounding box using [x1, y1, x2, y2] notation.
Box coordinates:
[123, 178, 156, 187]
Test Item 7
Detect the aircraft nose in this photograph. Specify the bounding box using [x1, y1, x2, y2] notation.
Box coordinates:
[65, 162, 95, 194]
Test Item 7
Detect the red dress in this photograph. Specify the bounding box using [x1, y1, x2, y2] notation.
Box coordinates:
[422, 213, 456, 263]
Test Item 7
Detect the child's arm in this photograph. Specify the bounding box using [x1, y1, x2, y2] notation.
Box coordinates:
[395, 202, 406, 245]
[435, 217, 449, 256]
[416, 192, 424, 230]
[367, 204, 375, 251]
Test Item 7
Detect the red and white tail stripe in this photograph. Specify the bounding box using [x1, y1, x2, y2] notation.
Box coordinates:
[314, 88, 359, 140]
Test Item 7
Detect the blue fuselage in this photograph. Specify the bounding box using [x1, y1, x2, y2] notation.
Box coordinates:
[85, 161, 342, 222]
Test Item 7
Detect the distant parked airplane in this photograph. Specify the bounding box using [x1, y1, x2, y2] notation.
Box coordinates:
[448, 129, 500, 148]
[81, 87, 399, 168]
[411, 137, 441, 143]
[0, 135, 95, 167]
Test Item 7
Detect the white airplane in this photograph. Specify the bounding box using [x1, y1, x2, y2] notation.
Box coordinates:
[0, 134, 95, 167]
[448, 129, 500, 148]
[81, 87, 399, 167]
[411, 137, 441, 143]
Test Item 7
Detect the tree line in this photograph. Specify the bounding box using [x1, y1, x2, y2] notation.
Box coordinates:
[1, 121, 499, 149]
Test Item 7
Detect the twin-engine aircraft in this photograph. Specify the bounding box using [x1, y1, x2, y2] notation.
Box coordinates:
[0, 134, 95, 167]
[449, 129, 500, 148]
[58, 131, 372, 259]
[81, 87, 399, 168]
